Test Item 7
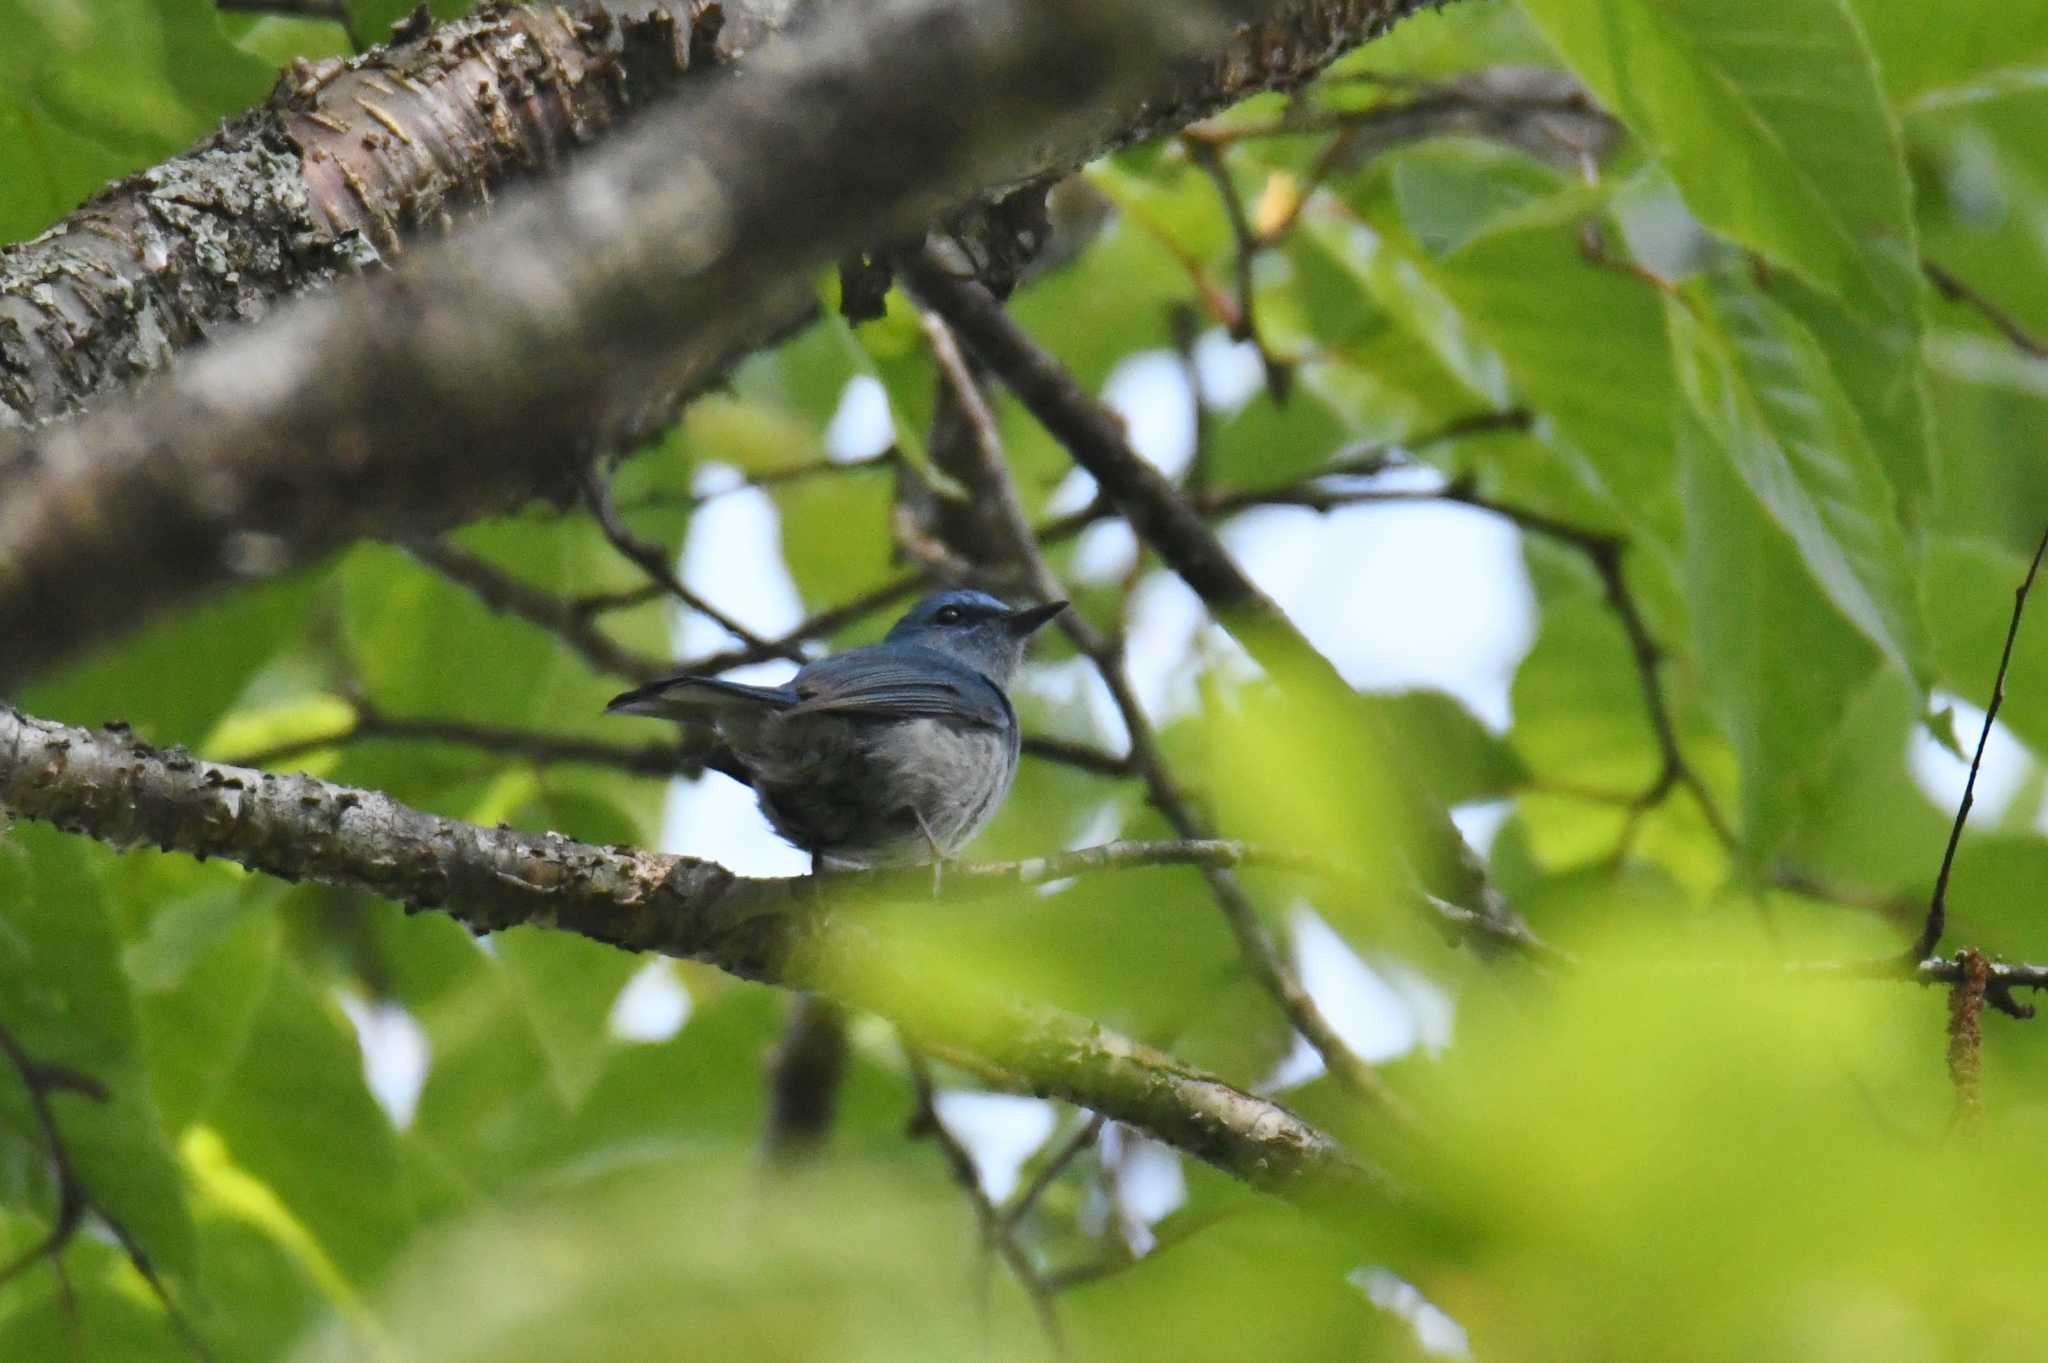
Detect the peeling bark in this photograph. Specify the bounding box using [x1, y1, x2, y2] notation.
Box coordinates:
[0, 0, 806, 430]
[0, 704, 1379, 1209]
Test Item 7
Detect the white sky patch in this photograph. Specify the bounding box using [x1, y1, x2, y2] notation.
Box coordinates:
[1024, 655, 1133, 756]
[659, 490, 814, 873]
[337, 993, 430, 1131]
[1907, 692, 2031, 827]
[673, 480, 806, 659]
[1221, 498, 1535, 731]
[1452, 799, 1514, 858]
[1191, 327, 1265, 414]
[1044, 466, 1099, 516]
[1090, 1123, 1188, 1256]
[1351, 1268, 1473, 1360]
[1070, 518, 1139, 585]
[1266, 906, 1454, 1091]
[1102, 350, 1196, 478]
[824, 374, 894, 462]
[930, 1092, 1058, 1202]
[608, 958, 692, 1043]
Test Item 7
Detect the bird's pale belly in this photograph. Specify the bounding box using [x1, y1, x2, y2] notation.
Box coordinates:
[726, 712, 1016, 868]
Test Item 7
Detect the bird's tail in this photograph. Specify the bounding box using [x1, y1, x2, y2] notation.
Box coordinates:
[604, 674, 798, 721]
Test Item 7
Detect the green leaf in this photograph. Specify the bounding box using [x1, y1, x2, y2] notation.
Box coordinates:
[0, 828, 197, 1286]
[21, 572, 316, 749]
[1680, 409, 1881, 863]
[1366, 180, 1680, 533]
[490, 928, 642, 1110]
[138, 899, 411, 1289]
[0, 0, 273, 238]
[1668, 275, 1930, 680]
[1517, 0, 1918, 321]
[1849, 0, 2048, 105]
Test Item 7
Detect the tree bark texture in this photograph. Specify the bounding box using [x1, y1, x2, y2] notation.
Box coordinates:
[0, 0, 815, 431]
[0, 704, 1380, 1211]
[0, 0, 1424, 689]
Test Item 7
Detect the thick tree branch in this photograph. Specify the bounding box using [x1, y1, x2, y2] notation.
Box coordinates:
[0, 0, 1430, 689]
[0, 706, 1378, 1210]
[0, 0, 771, 432]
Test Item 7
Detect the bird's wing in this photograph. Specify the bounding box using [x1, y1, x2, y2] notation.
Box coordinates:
[605, 674, 799, 720]
[784, 648, 1010, 729]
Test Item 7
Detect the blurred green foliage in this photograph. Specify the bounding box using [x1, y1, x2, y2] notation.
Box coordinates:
[4, 0, 2048, 1359]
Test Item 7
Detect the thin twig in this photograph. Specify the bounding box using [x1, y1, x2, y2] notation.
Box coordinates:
[1912, 522, 2048, 960]
[580, 467, 800, 661]
[1019, 735, 1135, 779]
[677, 571, 932, 677]
[907, 307, 1422, 1124]
[999, 1113, 1107, 1236]
[0, 1021, 215, 1361]
[407, 540, 669, 683]
[1924, 260, 2048, 359]
[905, 1050, 1067, 1354]
[615, 450, 900, 514]
[226, 701, 712, 777]
[1182, 134, 1292, 399]
[1194, 462, 1738, 854]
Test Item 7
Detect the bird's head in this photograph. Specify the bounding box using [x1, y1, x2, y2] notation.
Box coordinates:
[883, 589, 1066, 685]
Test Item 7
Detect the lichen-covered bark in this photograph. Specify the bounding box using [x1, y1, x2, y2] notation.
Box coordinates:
[0, 704, 1376, 1208]
[0, 0, 808, 430]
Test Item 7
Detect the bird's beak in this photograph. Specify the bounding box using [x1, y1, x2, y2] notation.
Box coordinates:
[1004, 600, 1068, 635]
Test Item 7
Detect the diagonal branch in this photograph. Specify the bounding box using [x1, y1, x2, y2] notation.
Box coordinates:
[906, 1050, 1066, 1352]
[579, 467, 801, 660]
[0, 705, 1381, 1212]
[1911, 522, 2048, 961]
[910, 309, 1419, 1123]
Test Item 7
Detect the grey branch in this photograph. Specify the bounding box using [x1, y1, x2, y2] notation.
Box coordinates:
[0, 0, 1427, 690]
[0, 705, 1379, 1209]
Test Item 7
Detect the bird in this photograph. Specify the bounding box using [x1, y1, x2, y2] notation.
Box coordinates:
[605, 589, 1066, 871]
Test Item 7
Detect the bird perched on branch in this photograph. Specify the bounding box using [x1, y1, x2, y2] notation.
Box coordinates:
[606, 590, 1065, 870]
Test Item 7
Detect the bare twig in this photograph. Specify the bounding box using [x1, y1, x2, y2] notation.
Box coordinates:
[1197, 461, 1738, 854]
[1019, 735, 1136, 779]
[224, 700, 712, 777]
[615, 450, 901, 514]
[1000, 1113, 1107, 1236]
[1924, 260, 2048, 359]
[906, 308, 1421, 1124]
[580, 467, 800, 661]
[1796, 954, 2048, 1021]
[0, 1021, 214, 1361]
[1912, 522, 2048, 961]
[407, 541, 669, 683]
[677, 571, 932, 678]
[900, 247, 1353, 696]
[1182, 134, 1292, 399]
[906, 1050, 1066, 1353]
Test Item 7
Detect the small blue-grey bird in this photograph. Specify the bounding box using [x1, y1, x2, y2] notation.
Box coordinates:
[606, 590, 1065, 869]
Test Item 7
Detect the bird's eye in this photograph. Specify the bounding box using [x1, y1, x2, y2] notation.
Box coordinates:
[933, 605, 965, 625]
